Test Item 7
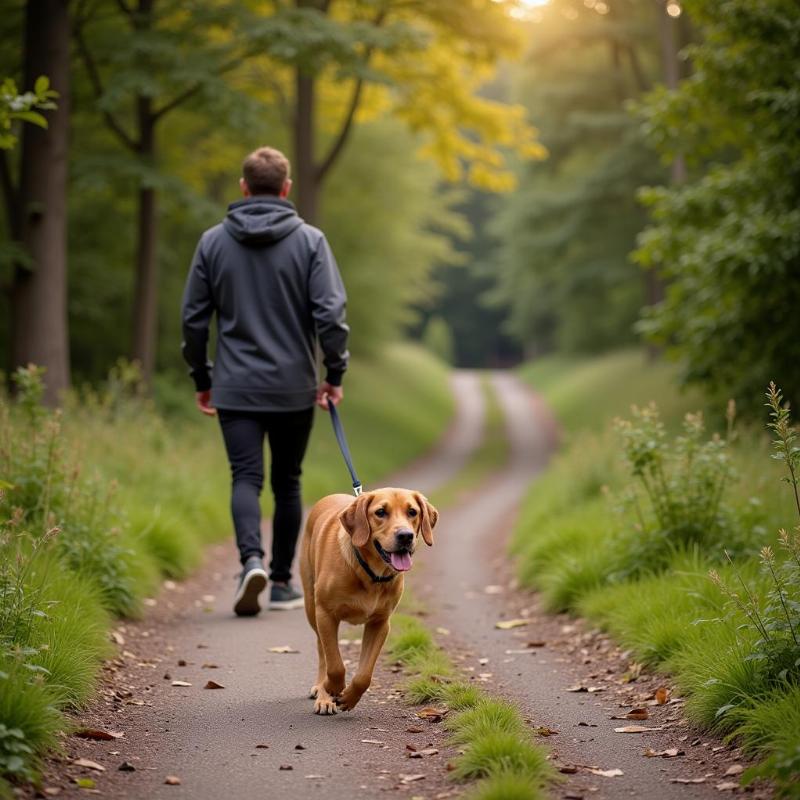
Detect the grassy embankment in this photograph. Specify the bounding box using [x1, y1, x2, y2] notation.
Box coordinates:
[0, 344, 453, 794]
[514, 349, 800, 795]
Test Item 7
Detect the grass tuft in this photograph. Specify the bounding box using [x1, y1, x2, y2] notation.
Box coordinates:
[448, 730, 552, 784]
[464, 771, 549, 800]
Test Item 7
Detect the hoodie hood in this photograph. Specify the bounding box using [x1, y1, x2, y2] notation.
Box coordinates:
[223, 197, 304, 245]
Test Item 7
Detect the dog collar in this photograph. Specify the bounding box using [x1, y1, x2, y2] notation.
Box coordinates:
[352, 545, 395, 584]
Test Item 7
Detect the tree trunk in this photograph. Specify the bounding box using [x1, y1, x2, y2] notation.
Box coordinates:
[293, 69, 319, 224]
[11, 0, 71, 405]
[130, 97, 159, 384]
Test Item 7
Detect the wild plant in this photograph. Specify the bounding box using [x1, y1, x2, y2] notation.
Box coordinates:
[613, 403, 746, 575]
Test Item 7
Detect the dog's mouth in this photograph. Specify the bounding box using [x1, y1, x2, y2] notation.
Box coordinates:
[374, 540, 413, 573]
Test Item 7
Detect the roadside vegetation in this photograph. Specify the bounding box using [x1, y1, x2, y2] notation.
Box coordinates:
[0, 344, 452, 795]
[387, 614, 557, 800]
[515, 353, 800, 795]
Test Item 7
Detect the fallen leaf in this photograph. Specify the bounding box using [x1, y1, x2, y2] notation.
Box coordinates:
[419, 748, 439, 756]
[295, 744, 306, 750]
[435, 627, 450, 636]
[118, 761, 136, 771]
[505, 649, 538, 655]
[408, 752, 423, 759]
[171, 680, 192, 687]
[614, 725, 664, 733]
[74, 728, 124, 741]
[671, 777, 706, 784]
[164, 775, 181, 785]
[478, 658, 489, 665]
[255, 744, 269, 749]
[724, 764, 744, 776]
[626, 708, 649, 721]
[416, 707, 448, 722]
[534, 726, 558, 737]
[527, 640, 547, 648]
[268, 646, 299, 654]
[202, 663, 218, 669]
[279, 765, 293, 771]
[484, 584, 504, 594]
[74, 778, 96, 789]
[304, 775, 325, 779]
[716, 782, 740, 791]
[655, 686, 670, 704]
[204, 680, 224, 689]
[494, 619, 528, 630]
[588, 768, 624, 778]
[177, 659, 187, 666]
[566, 685, 588, 692]
[73, 758, 105, 772]
[559, 765, 578, 774]
[644, 748, 684, 758]
[405, 744, 417, 752]
[361, 739, 384, 745]
[406, 726, 424, 733]
[43, 787, 61, 796]
[110, 631, 125, 646]
[399, 774, 425, 784]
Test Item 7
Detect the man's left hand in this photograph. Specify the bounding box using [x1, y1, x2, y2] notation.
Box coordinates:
[196, 390, 217, 417]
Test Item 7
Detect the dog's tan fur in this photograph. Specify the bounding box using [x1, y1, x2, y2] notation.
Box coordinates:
[300, 488, 438, 714]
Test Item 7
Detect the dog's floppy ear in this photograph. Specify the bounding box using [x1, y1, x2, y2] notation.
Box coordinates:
[414, 492, 439, 547]
[339, 493, 372, 548]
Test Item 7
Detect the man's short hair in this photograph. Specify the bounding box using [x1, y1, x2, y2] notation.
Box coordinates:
[242, 147, 291, 196]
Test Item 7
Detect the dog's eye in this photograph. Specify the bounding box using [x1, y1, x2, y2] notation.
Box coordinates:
[408, 508, 418, 518]
[375, 508, 387, 518]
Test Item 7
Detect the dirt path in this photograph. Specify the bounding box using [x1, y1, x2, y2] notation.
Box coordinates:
[43, 373, 484, 800]
[42, 371, 757, 800]
[417, 373, 761, 799]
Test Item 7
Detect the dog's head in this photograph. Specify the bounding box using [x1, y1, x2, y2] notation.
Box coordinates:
[339, 488, 438, 573]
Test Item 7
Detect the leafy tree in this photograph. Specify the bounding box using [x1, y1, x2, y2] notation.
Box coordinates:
[0, 76, 57, 150]
[634, 0, 800, 412]
[491, 0, 672, 355]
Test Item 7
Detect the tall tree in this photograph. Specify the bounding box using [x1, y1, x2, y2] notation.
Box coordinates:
[7, 1, 71, 405]
[635, 0, 800, 412]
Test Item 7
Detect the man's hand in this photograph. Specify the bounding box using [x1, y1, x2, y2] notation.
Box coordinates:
[195, 390, 217, 417]
[316, 382, 343, 410]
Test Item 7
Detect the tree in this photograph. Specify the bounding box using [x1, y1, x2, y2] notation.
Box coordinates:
[634, 0, 800, 412]
[5, 2, 71, 406]
[491, 0, 668, 356]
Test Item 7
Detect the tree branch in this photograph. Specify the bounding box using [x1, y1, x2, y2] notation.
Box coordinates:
[152, 83, 202, 121]
[315, 6, 387, 182]
[73, 21, 138, 150]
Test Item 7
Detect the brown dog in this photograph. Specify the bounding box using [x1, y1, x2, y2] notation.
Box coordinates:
[299, 488, 438, 714]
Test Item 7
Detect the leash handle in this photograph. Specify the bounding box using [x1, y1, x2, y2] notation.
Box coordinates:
[328, 400, 362, 497]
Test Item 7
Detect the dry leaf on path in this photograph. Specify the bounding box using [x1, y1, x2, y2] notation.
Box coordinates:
[671, 777, 706, 784]
[716, 782, 740, 791]
[406, 726, 424, 733]
[644, 748, 683, 758]
[255, 744, 269, 749]
[614, 725, 664, 733]
[118, 762, 136, 772]
[268, 646, 299, 654]
[110, 631, 125, 646]
[484, 585, 504, 594]
[588, 768, 624, 777]
[202, 663, 218, 669]
[361, 739, 384, 745]
[73, 758, 105, 772]
[435, 627, 450, 636]
[494, 619, 528, 630]
[655, 686, 670, 704]
[534, 727, 558, 737]
[416, 707, 448, 722]
[527, 640, 546, 647]
[279, 764, 293, 771]
[724, 764, 744, 776]
[73, 778, 95, 789]
[625, 708, 649, 720]
[399, 774, 425, 784]
[558, 765, 578, 774]
[204, 680, 224, 689]
[74, 728, 123, 741]
[419, 749, 439, 756]
[171, 680, 192, 687]
[164, 775, 181, 785]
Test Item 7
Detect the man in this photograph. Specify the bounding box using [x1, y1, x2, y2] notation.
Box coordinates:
[181, 146, 349, 616]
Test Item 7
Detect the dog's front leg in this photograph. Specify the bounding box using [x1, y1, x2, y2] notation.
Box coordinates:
[336, 617, 390, 712]
[314, 608, 345, 714]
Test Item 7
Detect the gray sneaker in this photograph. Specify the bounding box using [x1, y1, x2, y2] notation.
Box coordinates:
[233, 556, 268, 617]
[269, 581, 304, 610]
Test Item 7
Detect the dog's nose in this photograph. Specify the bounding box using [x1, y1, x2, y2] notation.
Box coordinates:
[395, 530, 414, 549]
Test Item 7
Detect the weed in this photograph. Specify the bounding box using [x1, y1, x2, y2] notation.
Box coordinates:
[464, 771, 547, 800]
[448, 731, 551, 783]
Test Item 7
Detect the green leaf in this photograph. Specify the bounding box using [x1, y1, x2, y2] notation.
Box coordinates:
[12, 110, 48, 128]
[34, 75, 50, 95]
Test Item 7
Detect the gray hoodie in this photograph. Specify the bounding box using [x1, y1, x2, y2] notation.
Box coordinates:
[181, 196, 349, 411]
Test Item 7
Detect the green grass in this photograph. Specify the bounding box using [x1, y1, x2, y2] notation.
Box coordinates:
[387, 615, 556, 800]
[0, 344, 453, 793]
[512, 351, 800, 795]
[519, 349, 705, 436]
[431, 373, 508, 509]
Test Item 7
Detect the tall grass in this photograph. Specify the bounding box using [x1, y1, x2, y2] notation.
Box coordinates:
[0, 344, 453, 794]
[513, 354, 800, 795]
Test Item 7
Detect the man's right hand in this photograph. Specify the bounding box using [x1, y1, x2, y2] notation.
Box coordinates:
[316, 382, 343, 410]
[196, 390, 217, 417]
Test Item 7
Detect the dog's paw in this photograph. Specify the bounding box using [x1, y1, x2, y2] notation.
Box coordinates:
[335, 685, 363, 712]
[308, 684, 320, 700]
[314, 694, 338, 715]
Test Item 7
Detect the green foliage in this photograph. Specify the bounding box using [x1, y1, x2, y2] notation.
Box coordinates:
[634, 0, 800, 414]
[492, 0, 666, 355]
[0, 75, 57, 150]
[421, 316, 455, 365]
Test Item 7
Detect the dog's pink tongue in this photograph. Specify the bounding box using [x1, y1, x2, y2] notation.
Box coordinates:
[389, 551, 413, 572]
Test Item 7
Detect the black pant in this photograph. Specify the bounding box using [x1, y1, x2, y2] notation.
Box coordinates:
[217, 407, 314, 581]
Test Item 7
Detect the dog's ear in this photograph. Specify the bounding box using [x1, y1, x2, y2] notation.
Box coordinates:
[414, 492, 439, 547]
[339, 493, 372, 548]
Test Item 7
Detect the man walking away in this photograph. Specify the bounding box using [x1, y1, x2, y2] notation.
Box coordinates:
[181, 146, 349, 616]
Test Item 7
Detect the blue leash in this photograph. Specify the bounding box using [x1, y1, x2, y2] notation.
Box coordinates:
[328, 401, 363, 497]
